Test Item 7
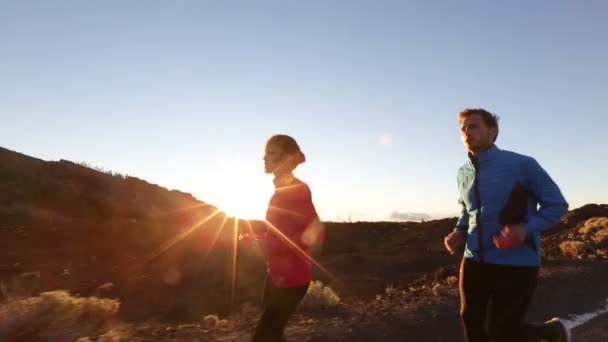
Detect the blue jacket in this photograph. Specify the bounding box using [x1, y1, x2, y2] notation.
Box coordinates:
[455, 145, 568, 266]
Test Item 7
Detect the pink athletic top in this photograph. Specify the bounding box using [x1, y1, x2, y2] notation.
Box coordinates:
[264, 178, 318, 288]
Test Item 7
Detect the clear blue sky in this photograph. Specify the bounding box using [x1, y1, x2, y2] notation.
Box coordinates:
[2, 1, 607, 221]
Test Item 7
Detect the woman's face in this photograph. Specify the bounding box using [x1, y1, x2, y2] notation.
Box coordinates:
[264, 143, 291, 175]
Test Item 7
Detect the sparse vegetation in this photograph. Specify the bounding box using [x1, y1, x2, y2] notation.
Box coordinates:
[203, 314, 220, 327]
[385, 284, 397, 297]
[0, 290, 122, 342]
[593, 228, 608, 244]
[432, 283, 449, 296]
[559, 241, 593, 257]
[78, 161, 128, 179]
[578, 217, 608, 236]
[557, 217, 608, 258]
[445, 276, 458, 287]
[300, 281, 340, 309]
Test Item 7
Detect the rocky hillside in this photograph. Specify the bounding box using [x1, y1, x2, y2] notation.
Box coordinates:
[1, 146, 607, 325]
[0, 146, 240, 319]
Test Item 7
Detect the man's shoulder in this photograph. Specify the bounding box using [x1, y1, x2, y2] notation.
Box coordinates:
[496, 148, 535, 164]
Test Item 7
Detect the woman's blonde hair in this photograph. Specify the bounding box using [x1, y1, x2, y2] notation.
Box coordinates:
[266, 134, 306, 168]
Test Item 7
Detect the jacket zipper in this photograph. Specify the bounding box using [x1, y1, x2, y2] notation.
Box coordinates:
[471, 156, 484, 263]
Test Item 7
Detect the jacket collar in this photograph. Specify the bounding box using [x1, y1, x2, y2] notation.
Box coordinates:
[468, 144, 500, 166]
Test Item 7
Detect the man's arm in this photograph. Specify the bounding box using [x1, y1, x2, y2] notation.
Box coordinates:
[445, 196, 468, 254]
[523, 157, 568, 233]
[454, 196, 469, 234]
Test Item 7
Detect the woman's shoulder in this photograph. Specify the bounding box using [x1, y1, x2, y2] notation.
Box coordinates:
[293, 178, 312, 192]
[276, 178, 311, 195]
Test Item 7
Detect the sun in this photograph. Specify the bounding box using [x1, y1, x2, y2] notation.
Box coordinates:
[218, 194, 265, 220]
[202, 168, 271, 220]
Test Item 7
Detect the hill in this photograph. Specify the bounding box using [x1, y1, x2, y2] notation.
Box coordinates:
[1, 146, 607, 341]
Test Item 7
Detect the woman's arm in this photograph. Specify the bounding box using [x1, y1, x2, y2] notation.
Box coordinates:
[301, 216, 325, 247]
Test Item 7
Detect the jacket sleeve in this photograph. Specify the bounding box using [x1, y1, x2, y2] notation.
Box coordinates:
[454, 196, 469, 234]
[523, 157, 568, 233]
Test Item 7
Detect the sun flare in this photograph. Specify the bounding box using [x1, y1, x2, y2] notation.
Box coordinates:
[201, 167, 271, 220]
[219, 196, 264, 219]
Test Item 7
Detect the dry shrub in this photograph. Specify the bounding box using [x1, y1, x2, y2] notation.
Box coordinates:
[446, 276, 459, 287]
[578, 217, 608, 236]
[0, 290, 121, 342]
[593, 228, 608, 244]
[300, 280, 340, 309]
[203, 314, 220, 327]
[384, 284, 397, 297]
[432, 283, 450, 296]
[559, 241, 593, 257]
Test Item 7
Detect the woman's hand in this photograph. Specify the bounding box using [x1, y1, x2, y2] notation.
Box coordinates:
[301, 217, 325, 247]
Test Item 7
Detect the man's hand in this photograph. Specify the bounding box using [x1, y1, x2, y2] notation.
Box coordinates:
[444, 231, 465, 255]
[493, 224, 527, 249]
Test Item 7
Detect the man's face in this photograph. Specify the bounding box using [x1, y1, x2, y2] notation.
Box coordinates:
[460, 114, 496, 153]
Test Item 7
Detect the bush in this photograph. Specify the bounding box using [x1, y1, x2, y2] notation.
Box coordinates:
[203, 314, 220, 327]
[559, 241, 593, 257]
[384, 284, 397, 297]
[300, 280, 340, 309]
[593, 228, 608, 244]
[445, 276, 459, 287]
[0, 290, 121, 342]
[578, 217, 608, 236]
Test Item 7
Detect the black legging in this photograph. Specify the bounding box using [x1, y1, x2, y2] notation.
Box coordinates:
[459, 258, 560, 342]
[252, 276, 309, 342]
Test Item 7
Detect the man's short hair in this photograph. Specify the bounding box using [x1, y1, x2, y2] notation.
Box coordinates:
[459, 108, 500, 141]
